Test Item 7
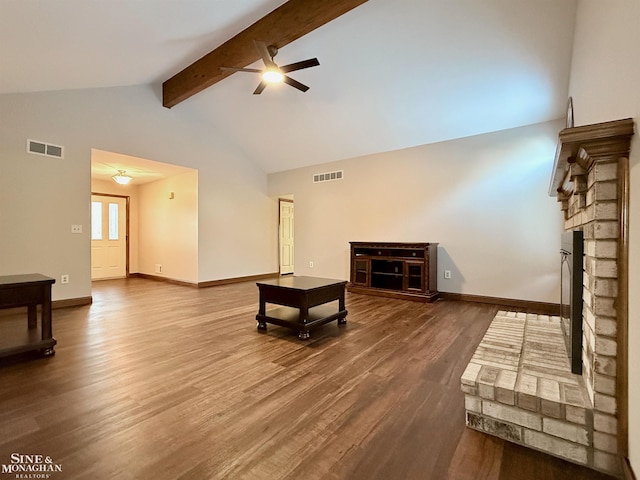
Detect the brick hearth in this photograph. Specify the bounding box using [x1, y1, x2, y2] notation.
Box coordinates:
[461, 312, 598, 467]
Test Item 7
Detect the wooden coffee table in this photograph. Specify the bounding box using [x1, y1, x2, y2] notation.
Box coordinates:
[0, 273, 56, 358]
[256, 276, 348, 340]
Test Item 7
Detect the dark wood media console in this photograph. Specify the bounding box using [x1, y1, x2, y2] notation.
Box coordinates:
[348, 242, 439, 302]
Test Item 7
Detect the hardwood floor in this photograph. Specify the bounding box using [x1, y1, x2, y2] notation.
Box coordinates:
[0, 278, 615, 479]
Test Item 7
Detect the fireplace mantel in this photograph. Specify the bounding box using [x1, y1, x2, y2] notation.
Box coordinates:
[549, 118, 634, 197]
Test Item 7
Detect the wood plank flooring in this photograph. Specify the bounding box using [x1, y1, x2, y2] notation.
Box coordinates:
[0, 278, 615, 479]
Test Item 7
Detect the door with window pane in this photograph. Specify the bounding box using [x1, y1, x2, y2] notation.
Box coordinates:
[91, 195, 127, 280]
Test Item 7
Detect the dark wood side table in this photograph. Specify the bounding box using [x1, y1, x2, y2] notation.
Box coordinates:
[0, 274, 56, 358]
[256, 276, 348, 340]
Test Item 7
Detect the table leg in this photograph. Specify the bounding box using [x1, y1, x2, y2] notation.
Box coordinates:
[299, 295, 309, 324]
[339, 289, 346, 312]
[258, 289, 266, 316]
[338, 288, 347, 324]
[297, 294, 310, 339]
[42, 286, 53, 341]
[257, 288, 267, 330]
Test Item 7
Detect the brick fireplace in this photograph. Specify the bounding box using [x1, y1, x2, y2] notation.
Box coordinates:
[461, 118, 634, 476]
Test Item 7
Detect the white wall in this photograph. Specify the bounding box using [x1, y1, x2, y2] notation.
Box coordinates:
[0, 85, 278, 300]
[568, 0, 640, 472]
[138, 171, 198, 283]
[269, 120, 564, 303]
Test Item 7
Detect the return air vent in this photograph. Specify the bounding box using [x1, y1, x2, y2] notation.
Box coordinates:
[27, 139, 64, 158]
[313, 170, 343, 183]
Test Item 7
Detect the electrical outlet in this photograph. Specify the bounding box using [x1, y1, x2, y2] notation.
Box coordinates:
[155, 264, 162, 274]
[71, 224, 82, 234]
[61, 274, 69, 284]
[309, 261, 314, 268]
[444, 270, 452, 279]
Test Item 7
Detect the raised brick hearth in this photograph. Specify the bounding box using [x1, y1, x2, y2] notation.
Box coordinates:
[462, 311, 601, 469]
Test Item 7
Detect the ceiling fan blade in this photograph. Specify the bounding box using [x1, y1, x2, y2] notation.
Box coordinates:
[220, 67, 263, 73]
[253, 81, 267, 95]
[254, 41, 277, 69]
[280, 58, 320, 73]
[283, 75, 310, 92]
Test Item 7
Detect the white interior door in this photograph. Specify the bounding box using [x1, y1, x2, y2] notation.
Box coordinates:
[279, 200, 294, 274]
[91, 195, 127, 280]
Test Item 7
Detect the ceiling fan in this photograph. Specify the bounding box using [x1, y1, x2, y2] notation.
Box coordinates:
[221, 41, 320, 94]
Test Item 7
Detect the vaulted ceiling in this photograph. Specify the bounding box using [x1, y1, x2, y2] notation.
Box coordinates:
[0, 0, 577, 173]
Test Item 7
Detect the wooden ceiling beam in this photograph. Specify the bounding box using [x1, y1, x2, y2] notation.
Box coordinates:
[162, 0, 369, 108]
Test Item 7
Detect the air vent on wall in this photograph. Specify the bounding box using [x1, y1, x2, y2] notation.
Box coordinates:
[27, 139, 64, 158]
[313, 170, 343, 183]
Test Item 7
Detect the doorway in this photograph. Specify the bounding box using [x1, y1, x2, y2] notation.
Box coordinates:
[91, 194, 129, 280]
[279, 198, 294, 275]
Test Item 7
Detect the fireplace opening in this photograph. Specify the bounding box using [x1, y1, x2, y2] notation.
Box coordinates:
[560, 230, 584, 375]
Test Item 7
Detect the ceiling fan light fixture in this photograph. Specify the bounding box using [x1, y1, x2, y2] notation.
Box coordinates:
[112, 170, 132, 185]
[219, 41, 318, 94]
[262, 68, 284, 83]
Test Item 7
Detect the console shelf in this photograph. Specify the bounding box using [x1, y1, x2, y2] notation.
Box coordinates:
[348, 242, 439, 302]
